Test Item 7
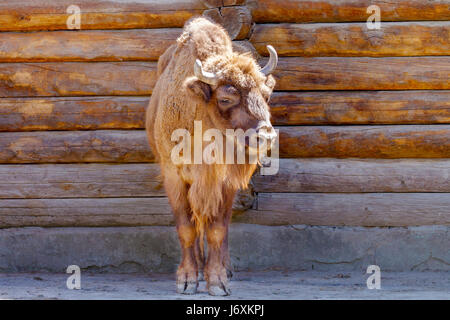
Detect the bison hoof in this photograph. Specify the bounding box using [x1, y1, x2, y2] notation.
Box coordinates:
[226, 269, 233, 280]
[208, 283, 231, 296]
[198, 271, 204, 281]
[206, 267, 231, 296]
[176, 281, 198, 295]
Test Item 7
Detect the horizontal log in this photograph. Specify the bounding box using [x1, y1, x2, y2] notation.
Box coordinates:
[0, 0, 206, 31]
[0, 164, 163, 199]
[1, 159, 449, 199]
[273, 57, 450, 91]
[0, 29, 180, 62]
[0, 30, 256, 63]
[0, 198, 173, 227]
[0, 196, 250, 227]
[0, 130, 153, 164]
[2, 193, 450, 227]
[0, 97, 149, 131]
[0, 62, 155, 97]
[269, 91, 450, 125]
[1, 125, 449, 164]
[248, 193, 450, 227]
[253, 159, 450, 193]
[1, 0, 449, 30]
[0, 161, 254, 210]
[251, 22, 450, 57]
[2, 91, 449, 131]
[1, 57, 449, 97]
[279, 125, 450, 158]
[250, 0, 450, 23]
[2, 23, 449, 61]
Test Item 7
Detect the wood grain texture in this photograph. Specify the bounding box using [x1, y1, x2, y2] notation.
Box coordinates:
[248, 193, 450, 227]
[0, 29, 180, 62]
[1, 57, 449, 97]
[2, 91, 449, 132]
[269, 91, 450, 125]
[4, 0, 446, 31]
[2, 159, 448, 199]
[0, 196, 250, 227]
[249, 0, 450, 23]
[0, 0, 206, 31]
[0, 29, 258, 64]
[253, 159, 450, 193]
[0, 164, 163, 199]
[0, 197, 173, 227]
[0, 97, 149, 131]
[0, 62, 156, 97]
[0, 130, 153, 164]
[2, 193, 450, 227]
[279, 125, 450, 158]
[251, 22, 450, 57]
[273, 57, 450, 91]
[203, 6, 252, 40]
[0, 126, 449, 163]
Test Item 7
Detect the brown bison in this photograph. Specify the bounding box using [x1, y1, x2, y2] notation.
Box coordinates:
[146, 17, 278, 296]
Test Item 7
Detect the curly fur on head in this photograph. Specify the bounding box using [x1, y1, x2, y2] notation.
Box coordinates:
[177, 16, 232, 61]
[177, 17, 271, 89]
[205, 52, 266, 89]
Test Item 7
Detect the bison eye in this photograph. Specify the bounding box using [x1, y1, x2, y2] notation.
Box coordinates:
[217, 97, 236, 114]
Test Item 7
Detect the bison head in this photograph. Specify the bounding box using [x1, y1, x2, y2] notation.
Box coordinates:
[185, 45, 278, 152]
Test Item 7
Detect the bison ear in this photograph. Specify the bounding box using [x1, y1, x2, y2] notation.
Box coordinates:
[185, 77, 212, 102]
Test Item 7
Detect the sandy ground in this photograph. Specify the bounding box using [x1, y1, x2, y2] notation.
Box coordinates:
[0, 271, 449, 300]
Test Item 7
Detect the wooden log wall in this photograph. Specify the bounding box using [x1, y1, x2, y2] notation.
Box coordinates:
[0, 0, 449, 228]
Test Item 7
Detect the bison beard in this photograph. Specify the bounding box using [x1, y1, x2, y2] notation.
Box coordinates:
[145, 17, 277, 296]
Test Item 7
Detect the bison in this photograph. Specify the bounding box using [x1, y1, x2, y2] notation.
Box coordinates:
[146, 17, 278, 296]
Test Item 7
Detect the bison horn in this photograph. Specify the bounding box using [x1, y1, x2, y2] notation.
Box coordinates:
[260, 45, 278, 76]
[194, 59, 219, 86]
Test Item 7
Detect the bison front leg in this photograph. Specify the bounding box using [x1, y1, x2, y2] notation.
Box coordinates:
[204, 189, 235, 296]
[164, 173, 198, 294]
[176, 219, 198, 294]
[205, 222, 230, 296]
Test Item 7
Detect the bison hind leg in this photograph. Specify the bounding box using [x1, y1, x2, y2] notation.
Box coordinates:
[194, 235, 205, 281]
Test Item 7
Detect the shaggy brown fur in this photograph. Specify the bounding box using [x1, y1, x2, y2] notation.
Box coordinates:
[146, 17, 276, 296]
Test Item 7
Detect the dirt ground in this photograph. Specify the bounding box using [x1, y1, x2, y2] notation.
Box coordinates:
[0, 271, 449, 300]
